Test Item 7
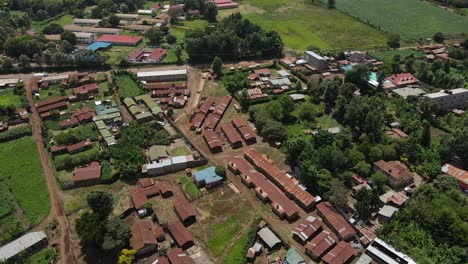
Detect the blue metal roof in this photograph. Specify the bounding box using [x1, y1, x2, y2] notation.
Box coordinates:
[284, 248, 306, 264]
[86, 42, 112, 52]
[194, 166, 223, 184]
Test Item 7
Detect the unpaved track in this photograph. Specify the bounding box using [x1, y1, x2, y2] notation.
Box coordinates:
[23, 75, 76, 264]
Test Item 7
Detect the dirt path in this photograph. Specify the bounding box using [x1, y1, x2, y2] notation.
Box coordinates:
[23, 75, 76, 264]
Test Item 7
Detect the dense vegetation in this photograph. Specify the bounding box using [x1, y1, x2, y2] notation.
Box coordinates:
[106, 122, 171, 179]
[185, 13, 283, 62]
[380, 176, 468, 263]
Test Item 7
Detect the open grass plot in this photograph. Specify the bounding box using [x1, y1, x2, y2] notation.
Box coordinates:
[179, 176, 201, 200]
[326, 0, 468, 39]
[0, 88, 23, 108]
[239, 0, 388, 51]
[369, 49, 424, 63]
[31, 14, 74, 31]
[0, 137, 49, 226]
[114, 74, 145, 98]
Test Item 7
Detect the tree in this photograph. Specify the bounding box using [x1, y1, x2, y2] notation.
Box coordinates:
[298, 103, 319, 122]
[285, 137, 308, 165]
[215, 166, 226, 178]
[344, 63, 370, 87]
[166, 34, 177, 44]
[371, 171, 388, 191]
[118, 249, 136, 264]
[327, 0, 336, 8]
[205, 2, 218, 22]
[355, 187, 379, 220]
[387, 34, 400, 48]
[91, 7, 103, 18]
[2, 58, 13, 70]
[175, 45, 183, 64]
[432, 174, 458, 192]
[60, 30, 76, 46]
[433, 32, 444, 43]
[239, 88, 249, 109]
[353, 161, 371, 176]
[76, 212, 105, 245]
[420, 121, 431, 147]
[42, 23, 64, 34]
[211, 56, 223, 77]
[18, 55, 30, 67]
[328, 179, 349, 209]
[102, 219, 130, 253]
[261, 120, 287, 142]
[369, 146, 383, 162]
[87, 191, 113, 219]
[145, 28, 164, 46]
[108, 14, 120, 28]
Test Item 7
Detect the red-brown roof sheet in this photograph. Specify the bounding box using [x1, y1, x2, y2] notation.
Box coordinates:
[221, 123, 243, 145]
[72, 83, 99, 95]
[73, 161, 101, 183]
[168, 221, 194, 248]
[305, 231, 337, 258]
[316, 202, 356, 240]
[202, 129, 222, 151]
[95, 35, 143, 45]
[167, 248, 192, 264]
[322, 241, 355, 264]
[173, 196, 196, 222]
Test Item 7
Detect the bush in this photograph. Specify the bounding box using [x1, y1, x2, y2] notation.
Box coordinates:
[54, 124, 99, 145]
[100, 160, 116, 183]
[54, 146, 101, 171]
[215, 166, 226, 178]
[0, 125, 32, 142]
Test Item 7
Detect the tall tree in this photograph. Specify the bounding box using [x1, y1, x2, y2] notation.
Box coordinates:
[355, 187, 380, 220]
[145, 28, 164, 46]
[211, 56, 223, 77]
[108, 14, 120, 28]
[60, 30, 76, 46]
[328, 179, 349, 209]
[87, 191, 113, 219]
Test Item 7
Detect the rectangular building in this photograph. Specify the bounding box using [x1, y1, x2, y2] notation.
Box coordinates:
[304, 51, 327, 71]
[64, 25, 122, 35]
[137, 69, 188, 82]
[95, 35, 143, 46]
[316, 202, 356, 241]
[424, 88, 468, 109]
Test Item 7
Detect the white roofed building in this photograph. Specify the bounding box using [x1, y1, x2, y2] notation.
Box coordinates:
[424, 88, 468, 109]
[0, 231, 47, 262]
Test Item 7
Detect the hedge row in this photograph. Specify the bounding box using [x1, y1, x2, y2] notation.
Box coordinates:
[54, 146, 101, 171]
[0, 125, 32, 143]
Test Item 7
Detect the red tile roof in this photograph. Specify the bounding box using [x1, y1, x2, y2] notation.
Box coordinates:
[212, 95, 232, 116]
[95, 35, 143, 45]
[173, 196, 196, 222]
[322, 241, 355, 264]
[127, 218, 157, 252]
[167, 248, 192, 264]
[292, 216, 322, 242]
[72, 83, 99, 96]
[198, 97, 215, 114]
[244, 149, 315, 209]
[253, 68, 271, 76]
[73, 161, 101, 183]
[374, 160, 414, 182]
[316, 202, 356, 240]
[148, 48, 167, 62]
[168, 221, 194, 248]
[36, 96, 69, 108]
[203, 113, 221, 130]
[202, 129, 222, 151]
[385, 73, 419, 86]
[305, 231, 337, 259]
[229, 156, 299, 219]
[59, 117, 79, 128]
[221, 123, 243, 145]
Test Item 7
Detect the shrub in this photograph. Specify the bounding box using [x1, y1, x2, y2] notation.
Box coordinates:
[54, 146, 101, 171]
[100, 160, 115, 183]
[0, 125, 32, 142]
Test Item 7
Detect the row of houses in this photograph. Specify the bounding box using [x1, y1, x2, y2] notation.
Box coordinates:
[93, 102, 122, 146]
[221, 116, 257, 148]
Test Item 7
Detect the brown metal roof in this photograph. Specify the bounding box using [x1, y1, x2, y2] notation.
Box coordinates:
[305, 231, 337, 258]
[73, 162, 101, 183]
[173, 196, 196, 222]
[168, 221, 194, 248]
[221, 123, 243, 145]
[316, 202, 356, 240]
[322, 241, 355, 264]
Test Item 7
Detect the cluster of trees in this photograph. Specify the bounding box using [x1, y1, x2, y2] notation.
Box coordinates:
[185, 13, 283, 62]
[429, 0, 468, 8]
[89, 0, 144, 19]
[379, 176, 468, 263]
[175, 0, 218, 22]
[76, 191, 130, 260]
[0, 10, 30, 50]
[106, 122, 171, 179]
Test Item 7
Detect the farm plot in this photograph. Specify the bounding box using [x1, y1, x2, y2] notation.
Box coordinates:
[369, 49, 424, 63]
[325, 0, 468, 39]
[236, 0, 388, 51]
[0, 88, 23, 108]
[0, 137, 50, 244]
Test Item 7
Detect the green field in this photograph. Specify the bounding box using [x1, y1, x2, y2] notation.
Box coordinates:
[24, 248, 57, 264]
[369, 49, 424, 63]
[0, 137, 49, 225]
[31, 14, 74, 31]
[226, 0, 388, 51]
[221, 230, 249, 264]
[326, 0, 468, 39]
[179, 176, 201, 200]
[114, 75, 145, 98]
[171, 146, 190, 156]
[207, 207, 252, 256]
[0, 88, 22, 108]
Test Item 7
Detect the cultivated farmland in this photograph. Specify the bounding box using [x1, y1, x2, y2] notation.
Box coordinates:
[326, 0, 468, 39]
[221, 0, 388, 51]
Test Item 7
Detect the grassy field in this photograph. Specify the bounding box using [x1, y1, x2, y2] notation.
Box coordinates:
[24, 248, 57, 264]
[36, 84, 72, 102]
[179, 176, 201, 199]
[207, 207, 252, 256]
[0, 137, 49, 225]
[171, 146, 190, 156]
[101, 45, 140, 65]
[325, 0, 468, 39]
[0, 88, 22, 108]
[114, 75, 145, 98]
[221, 230, 249, 264]
[31, 14, 74, 32]
[224, 0, 388, 51]
[369, 49, 424, 63]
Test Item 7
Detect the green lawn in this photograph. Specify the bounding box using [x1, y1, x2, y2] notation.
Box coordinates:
[0, 214, 24, 245]
[114, 75, 145, 98]
[207, 207, 252, 257]
[101, 45, 141, 65]
[0, 137, 49, 226]
[317, 115, 341, 130]
[36, 84, 72, 102]
[171, 146, 190, 156]
[221, 230, 249, 264]
[324, 0, 468, 39]
[369, 49, 424, 63]
[24, 248, 57, 264]
[0, 88, 22, 108]
[179, 176, 201, 200]
[236, 0, 388, 51]
[31, 14, 74, 32]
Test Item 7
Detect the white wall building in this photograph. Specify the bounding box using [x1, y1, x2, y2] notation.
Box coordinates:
[424, 88, 468, 109]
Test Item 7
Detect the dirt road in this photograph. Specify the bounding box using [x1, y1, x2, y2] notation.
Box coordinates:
[23, 75, 76, 264]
